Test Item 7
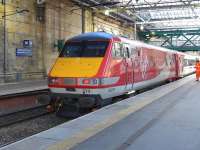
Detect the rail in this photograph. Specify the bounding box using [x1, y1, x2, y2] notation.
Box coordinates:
[0, 89, 49, 99]
[0, 90, 51, 125]
[0, 105, 50, 128]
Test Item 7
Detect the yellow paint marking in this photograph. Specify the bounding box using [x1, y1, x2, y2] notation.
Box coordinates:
[47, 75, 194, 150]
[49, 58, 103, 77]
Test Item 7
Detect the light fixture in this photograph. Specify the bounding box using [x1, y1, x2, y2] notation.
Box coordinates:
[140, 25, 144, 31]
[104, 10, 110, 15]
[151, 31, 155, 36]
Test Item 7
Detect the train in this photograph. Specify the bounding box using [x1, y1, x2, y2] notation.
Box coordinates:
[47, 32, 197, 116]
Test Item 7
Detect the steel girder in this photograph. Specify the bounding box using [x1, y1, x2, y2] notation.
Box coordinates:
[138, 29, 200, 51]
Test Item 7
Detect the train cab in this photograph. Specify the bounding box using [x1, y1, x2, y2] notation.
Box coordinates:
[48, 32, 116, 109]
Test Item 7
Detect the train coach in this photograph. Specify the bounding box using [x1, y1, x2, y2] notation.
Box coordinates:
[48, 32, 197, 116]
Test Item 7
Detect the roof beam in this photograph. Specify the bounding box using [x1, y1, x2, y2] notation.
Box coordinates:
[118, 0, 200, 11]
[135, 18, 200, 25]
[72, 0, 135, 23]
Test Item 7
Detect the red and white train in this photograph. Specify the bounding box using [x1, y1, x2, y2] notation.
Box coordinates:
[48, 32, 196, 113]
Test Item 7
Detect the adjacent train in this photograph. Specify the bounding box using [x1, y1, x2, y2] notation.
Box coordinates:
[48, 32, 197, 115]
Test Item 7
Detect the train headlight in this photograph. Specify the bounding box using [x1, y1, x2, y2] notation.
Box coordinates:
[48, 77, 58, 84]
[79, 77, 119, 86]
[80, 78, 99, 86]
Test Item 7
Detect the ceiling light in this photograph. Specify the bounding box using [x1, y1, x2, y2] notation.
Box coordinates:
[140, 25, 144, 31]
[104, 10, 110, 15]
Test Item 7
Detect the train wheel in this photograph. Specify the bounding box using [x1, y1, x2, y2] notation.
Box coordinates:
[54, 99, 64, 113]
[112, 96, 124, 104]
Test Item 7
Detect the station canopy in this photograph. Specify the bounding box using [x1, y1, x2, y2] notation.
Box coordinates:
[74, 0, 200, 51]
[120, 0, 200, 30]
[74, 0, 200, 30]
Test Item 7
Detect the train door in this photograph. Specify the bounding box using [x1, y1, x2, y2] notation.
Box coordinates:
[174, 54, 179, 78]
[175, 54, 183, 78]
[123, 43, 134, 91]
[111, 42, 127, 92]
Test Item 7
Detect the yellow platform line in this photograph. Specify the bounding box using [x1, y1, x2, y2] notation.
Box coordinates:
[47, 75, 194, 150]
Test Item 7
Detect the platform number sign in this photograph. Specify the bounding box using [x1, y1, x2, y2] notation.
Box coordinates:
[23, 40, 33, 48]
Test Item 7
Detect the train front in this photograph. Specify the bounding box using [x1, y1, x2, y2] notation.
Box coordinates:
[48, 32, 112, 115]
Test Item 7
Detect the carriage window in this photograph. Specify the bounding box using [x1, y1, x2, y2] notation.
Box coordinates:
[123, 46, 130, 58]
[183, 59, 195, 66]
[126, 47, 130, 58]
[188, 59, 195, 66]
[112, 43, 122, 58]
[183, 59, 188, 66]
[172, 55, 175, 64]
[127, 45, 139, 57]
[121, 43, 131, 58]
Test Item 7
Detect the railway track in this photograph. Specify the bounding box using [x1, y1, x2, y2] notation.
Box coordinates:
[0, 80, 178, 127]
[0, 105, 50, 128]
[0, 89, 51, 128]
[0, 89, 49, 100]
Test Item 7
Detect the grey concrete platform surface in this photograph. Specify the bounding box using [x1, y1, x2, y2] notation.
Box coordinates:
[0, 80, 48, 96]
[0, 75, 199, 150]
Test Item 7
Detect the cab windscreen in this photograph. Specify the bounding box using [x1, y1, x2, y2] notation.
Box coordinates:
[60, 41, 109, 57]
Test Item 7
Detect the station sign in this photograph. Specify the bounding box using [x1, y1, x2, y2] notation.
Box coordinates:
[23, 40, 33, 48]
[16, 48, 32, 57]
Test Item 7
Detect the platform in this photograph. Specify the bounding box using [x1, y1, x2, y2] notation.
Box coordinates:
[0, 80, 48, 97]
[1, 75, 199, 150]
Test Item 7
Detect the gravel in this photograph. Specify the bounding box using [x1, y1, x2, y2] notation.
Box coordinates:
[0, 113, 69, 147]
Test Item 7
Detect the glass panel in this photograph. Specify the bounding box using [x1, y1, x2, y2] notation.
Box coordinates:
[60, 41, 109, 57]
[112, 43, 122, 57]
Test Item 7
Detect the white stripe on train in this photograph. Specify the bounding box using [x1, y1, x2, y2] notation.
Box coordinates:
[50, 69, 175, 99]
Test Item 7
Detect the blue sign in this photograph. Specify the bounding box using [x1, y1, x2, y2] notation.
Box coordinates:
[23, 40, 33, 48]
[16, 48, 32, 57]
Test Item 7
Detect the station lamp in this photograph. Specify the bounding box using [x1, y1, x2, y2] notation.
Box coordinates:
[104, 10, 110, 15]
[140, 25, 144, 31]
[151, 31, 155, 36]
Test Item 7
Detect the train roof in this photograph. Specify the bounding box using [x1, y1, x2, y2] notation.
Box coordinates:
[119, 36, 187, 55]
[76, 32, 178, 55]
[68, 32, 114, 41]
[67, 32, 199, 58]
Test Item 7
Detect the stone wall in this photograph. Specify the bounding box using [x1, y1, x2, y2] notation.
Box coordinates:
[84, 10, 134, 38]
[43, 0, 82, 73]
[0, 0, 45, 82]
[0, 21, 3, 75]
[0, 0, 135, 83]
[0, 0, 82, 82]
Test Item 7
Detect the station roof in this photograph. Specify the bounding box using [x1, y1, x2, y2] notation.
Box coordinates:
[73, 0, 200, 30]
[124, 0, 200, 30]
